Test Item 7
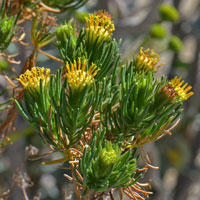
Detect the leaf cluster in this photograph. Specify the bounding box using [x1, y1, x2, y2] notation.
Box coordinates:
[56, 22, 121, 82]
[42, 0, 88, 10]
[103, 63, 183, 141]
[74, 129, 139, 193]
[0, 0, 21, 51]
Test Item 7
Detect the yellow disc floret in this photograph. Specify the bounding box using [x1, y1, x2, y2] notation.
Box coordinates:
[85, 10, 115, 44]
[136, 47, 165, 72]
[17, 67, 50, 88]
[65, 59, 100, 89]
[169, 76, 194, 101]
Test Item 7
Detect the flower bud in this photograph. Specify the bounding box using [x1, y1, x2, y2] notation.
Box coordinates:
[0, 16, 15, 51]
[150, 24, 167, 39]
[159, 4, 179, 22]
[0, 59, 9, 71]
[100, 145, 118, 166]
[55, 22, 76, 47]
[169, 36, 183, 52]
[75, 11, 89, 23]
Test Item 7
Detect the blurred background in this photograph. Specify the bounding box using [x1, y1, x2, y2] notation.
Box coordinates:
[0, 0, 200, 199]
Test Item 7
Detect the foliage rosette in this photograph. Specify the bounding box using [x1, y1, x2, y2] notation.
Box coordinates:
[73, 130, 139, 194]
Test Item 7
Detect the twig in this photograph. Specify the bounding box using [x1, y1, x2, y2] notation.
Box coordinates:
[64, 174, 73, 181]
[28, 150, 56, 160]
[21, 187, 29, 200]
[156, 119, 180, 141]
[131, 185, 153, 195]
[40, 2, 61, 13]
[4, 76, 17, 87]
[120, 188, 123, 200]
[139, 146, 159, 169]
[38, 49, 64, 64]
[109, 191, 114, 200]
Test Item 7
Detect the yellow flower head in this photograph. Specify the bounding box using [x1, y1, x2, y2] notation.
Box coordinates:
[169, 76, 194, 101]
[65, 59, 100, 89]
[17, 67, 50, 89]
[136, 47, 165, 72]
[85, 10, 115, 43]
